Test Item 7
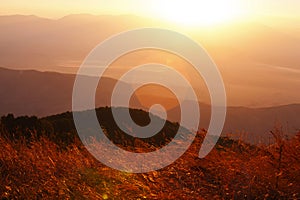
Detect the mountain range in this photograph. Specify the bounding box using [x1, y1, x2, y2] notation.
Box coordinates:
[0, 67, 299, 144]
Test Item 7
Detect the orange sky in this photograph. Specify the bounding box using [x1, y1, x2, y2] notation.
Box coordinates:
[1, 0, 300, 22]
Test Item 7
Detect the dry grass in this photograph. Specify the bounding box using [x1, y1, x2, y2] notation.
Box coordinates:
[0, 129, 299, 199]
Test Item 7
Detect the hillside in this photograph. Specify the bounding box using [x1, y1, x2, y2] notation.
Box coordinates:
[0, 107, 299, 199]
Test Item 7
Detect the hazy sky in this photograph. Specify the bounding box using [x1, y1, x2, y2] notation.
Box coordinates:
[1, 0, 299, 19]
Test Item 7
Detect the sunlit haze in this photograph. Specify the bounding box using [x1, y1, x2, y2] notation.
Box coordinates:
[153, 0, 246, 26]
[1, 0, 300, 23]
[0, 0, 299, 108]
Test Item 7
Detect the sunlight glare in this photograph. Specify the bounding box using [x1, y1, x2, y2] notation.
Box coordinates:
[155, 0, 244, 26]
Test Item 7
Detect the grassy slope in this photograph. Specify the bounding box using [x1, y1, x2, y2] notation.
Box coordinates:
[0, 130, 299, 199]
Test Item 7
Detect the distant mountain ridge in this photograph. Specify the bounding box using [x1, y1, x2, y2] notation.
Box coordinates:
[0, 67, 142, 116]
[0, 67, 299, 144]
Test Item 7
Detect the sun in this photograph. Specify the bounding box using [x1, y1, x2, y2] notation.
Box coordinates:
[155, 0, 244, 27]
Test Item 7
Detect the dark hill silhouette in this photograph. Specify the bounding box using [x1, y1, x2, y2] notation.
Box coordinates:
[0, 107, 188, 150]
[0, 106, 256, 159]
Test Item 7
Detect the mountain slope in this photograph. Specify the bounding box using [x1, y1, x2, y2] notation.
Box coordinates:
[0, 67, 142, 116]
[168, 100, 300, 144]
[0, 67, 299, 144]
